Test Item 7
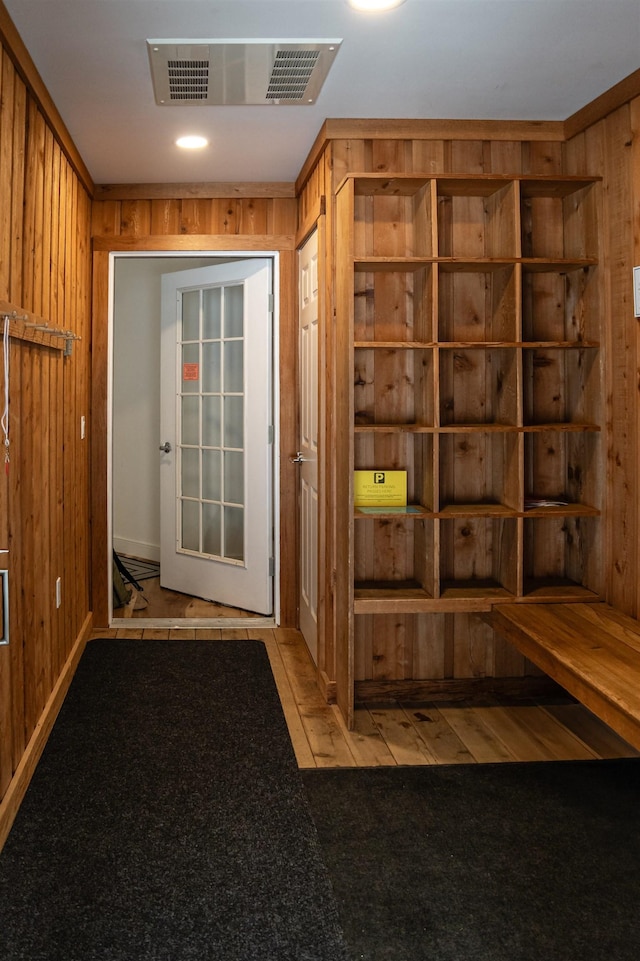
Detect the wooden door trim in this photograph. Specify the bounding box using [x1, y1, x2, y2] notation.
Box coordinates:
[90, 240, 297, 627]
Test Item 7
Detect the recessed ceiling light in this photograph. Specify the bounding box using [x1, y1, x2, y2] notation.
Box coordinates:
[176, 135, 208, 149]
[348, 0, 406, 10]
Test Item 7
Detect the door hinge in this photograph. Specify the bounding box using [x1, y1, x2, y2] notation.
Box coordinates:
[268, 424, 274, 444]
[268, 294, 274, 313]
[269, 557, 275, 576]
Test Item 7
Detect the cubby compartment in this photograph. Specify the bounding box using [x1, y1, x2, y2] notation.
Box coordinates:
[353, 611, 447, 680]
[354, 431, 435, 512]
[437, 178, 517, 259]
[522, 264, 599, 343]
[438, 430, 521, 512]
[523, 347, 600, 426]
[353, 176, 434, 259]
[523, 515, 600, 598]
[439, 515, 519, 598]
[353, 265, 434, 343]
[354, 516, 436, 601]
[354, 346, 434, 428]
[437, 263, 518, 343]
[524, 429, 600, 513]
[520, 179, 598, 261]
[439, 347, 519, 426]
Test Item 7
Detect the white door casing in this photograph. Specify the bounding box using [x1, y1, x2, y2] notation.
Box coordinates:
[298, 232, 319, 661]
[160, 259, 273, 615]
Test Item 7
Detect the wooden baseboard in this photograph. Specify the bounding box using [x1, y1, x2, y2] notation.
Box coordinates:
[353, 675, 564, 704]
[317, 669, 336, 703]
[318, 672, 563, 706]
[0, 612, 93, 851]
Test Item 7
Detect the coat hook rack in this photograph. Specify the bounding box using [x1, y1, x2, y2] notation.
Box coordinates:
[1, 312, 82, 356]
[23, 323, 82, 356]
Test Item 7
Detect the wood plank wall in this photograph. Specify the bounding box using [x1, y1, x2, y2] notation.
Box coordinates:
[297, 121, 638, 692]
[90, 193, 299, 627]
[0, 41, 93, 805]
[565, 99, 640, 618]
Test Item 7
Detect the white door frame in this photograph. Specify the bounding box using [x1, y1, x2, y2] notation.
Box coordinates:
[107, 250, 281, 627]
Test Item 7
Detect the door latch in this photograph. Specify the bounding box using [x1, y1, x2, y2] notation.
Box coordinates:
[159, 441, 172, 453]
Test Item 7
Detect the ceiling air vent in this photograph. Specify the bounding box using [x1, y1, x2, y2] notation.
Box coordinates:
[167, 59, 209, 101]
[266, 50, 320, 101]
[147, 40, 341, 105]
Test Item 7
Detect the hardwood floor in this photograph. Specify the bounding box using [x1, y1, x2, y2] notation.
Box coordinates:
[90, 625, 640, 768]
[114, 576, 263, 619]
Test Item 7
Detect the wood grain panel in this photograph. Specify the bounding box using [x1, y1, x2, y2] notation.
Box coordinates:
[9, 73, 26, 306]
[297, 154, 325, 241]
[0, 29, 92, 809]
[523, 141, 563, 175]
[0, 1, 93, 194]
[0, 47, 14, 301]
[599, 105, 635, 613]
[151, 199, 181, 235]
[121, 200, 151, 237]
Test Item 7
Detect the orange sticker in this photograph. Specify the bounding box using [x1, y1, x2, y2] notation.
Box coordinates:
[183, 363, 199, 382]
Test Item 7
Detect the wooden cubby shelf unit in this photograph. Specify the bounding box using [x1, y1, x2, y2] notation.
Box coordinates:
[334, 172, 602, 726]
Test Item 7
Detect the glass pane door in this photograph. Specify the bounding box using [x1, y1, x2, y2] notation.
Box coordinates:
[178, 282, 245, 565]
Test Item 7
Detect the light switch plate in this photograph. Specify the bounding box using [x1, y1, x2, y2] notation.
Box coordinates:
[634, 267, 640, 318]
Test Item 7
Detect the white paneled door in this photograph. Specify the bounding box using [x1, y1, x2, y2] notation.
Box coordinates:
[160, 260, 273, 615]
[297, 231, 319, 661]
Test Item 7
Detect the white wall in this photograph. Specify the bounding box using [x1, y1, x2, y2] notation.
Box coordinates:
[112, 257, 220, 561]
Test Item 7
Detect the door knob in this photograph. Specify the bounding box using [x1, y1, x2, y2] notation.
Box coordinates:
[159, 441, 172, 453]
[289, 451, 307, 464]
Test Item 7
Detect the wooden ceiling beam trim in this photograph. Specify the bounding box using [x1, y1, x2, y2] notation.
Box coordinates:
[94, 182, 296, 201]
[564, 67, 640, 140]
[320, 118, 566, 141]
[92, 234, 296, 252]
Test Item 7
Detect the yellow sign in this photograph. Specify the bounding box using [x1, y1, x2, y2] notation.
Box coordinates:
[354, 470, 407, 507]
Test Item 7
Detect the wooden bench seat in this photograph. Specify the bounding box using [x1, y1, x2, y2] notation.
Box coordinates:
[485, 602, 640, 751]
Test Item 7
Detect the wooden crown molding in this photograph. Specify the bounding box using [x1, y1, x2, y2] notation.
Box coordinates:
[564, 67, 640, 140]
[92, 234, 296, 252]
[320, 118, 565, 141]
[93, 182, 297, 201]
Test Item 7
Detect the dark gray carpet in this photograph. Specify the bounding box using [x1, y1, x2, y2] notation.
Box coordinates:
[0, 639, 348, 961]
[302, 761, 640, 961]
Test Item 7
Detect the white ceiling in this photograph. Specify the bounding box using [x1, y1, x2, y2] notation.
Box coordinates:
[4, 0, 640, 186]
